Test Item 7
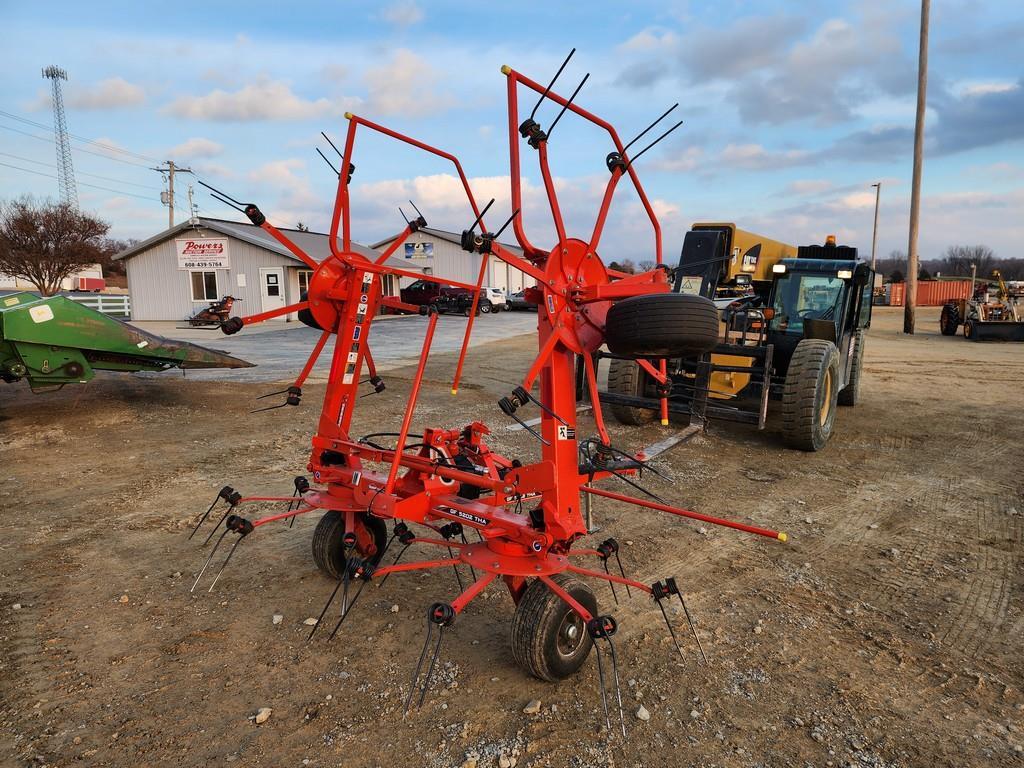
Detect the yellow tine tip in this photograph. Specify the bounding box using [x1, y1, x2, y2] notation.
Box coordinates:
[660, 419, 669, 426]
[777, 532, 788, 542]
[500, 64, 511, 75]
[451, 388, 458, 396]
[344, 112, 353, 120]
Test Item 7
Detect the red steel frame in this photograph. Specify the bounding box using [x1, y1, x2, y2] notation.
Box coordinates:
[209, 63, 786, 628]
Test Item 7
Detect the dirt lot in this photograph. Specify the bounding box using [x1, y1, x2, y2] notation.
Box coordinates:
[1, 307, 1022, 768]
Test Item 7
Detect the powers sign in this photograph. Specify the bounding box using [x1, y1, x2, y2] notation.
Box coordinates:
[176, 238, 230, 270]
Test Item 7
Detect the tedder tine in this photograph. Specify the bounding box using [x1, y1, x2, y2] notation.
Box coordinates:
[614, 550, 632, 599]
[404, 603, 455, 715]
[328, 559, 374, 641]
[190, 486, 239, 541]
[652, 578, 708, 665]
[310, 573, 345, 641]
[588, 616, 626, 738]
[592, 633, 611, 733]
[191, 527, 230, 592]
[678, 591, 708, 665]
[207, 518, 253, 593]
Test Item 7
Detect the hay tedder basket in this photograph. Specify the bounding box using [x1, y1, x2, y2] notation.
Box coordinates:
[187, 51, 787, 735]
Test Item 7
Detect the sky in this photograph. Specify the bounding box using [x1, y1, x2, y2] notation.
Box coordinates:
[1, 0, 1022, 267]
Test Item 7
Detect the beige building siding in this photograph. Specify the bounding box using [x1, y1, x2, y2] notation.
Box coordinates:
[125, 227, 302, 321]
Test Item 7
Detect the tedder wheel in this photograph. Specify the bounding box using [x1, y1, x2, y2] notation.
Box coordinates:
[964, 320, 976, 340]
[780, 339, 840, 452]
[311, 510, 388, 579]
[606, 358, 656, 426]
[604, 293, 719, 357]
[837, 330, 865, 407]
[939, 304, 959, 336]
[510, 573, 597, 682]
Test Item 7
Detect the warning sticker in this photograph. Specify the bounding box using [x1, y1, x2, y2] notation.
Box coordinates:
[347, 351, 358, 363]
[3, 297, 18, 307]
[557, 425, 576, 441]
[352, 326, 362, 340]
[342, 373, 354, 384]
[29, 305, 54, 323]
[678, 276, 702, 295]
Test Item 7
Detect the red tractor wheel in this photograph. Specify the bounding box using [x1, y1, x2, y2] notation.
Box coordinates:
[312, 511, 388, 578]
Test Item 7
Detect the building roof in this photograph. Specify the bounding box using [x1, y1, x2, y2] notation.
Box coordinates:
[113, 217, 415, 270]
[369, 226, 526, 257]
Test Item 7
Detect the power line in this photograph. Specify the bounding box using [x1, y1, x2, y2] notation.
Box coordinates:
[0, 123, 153, 168]
[0, 160, 157, 201]
[0, 108, 159, 163]
[0, 150, 159, 190]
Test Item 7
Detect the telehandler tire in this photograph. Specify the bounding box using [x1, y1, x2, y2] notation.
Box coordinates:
[604, 293, 719, 357]
[939, 304, 959, 336]
[838, 330, 864, 407]
[781, 339, 840, 452]
[606, 358, 656, 426]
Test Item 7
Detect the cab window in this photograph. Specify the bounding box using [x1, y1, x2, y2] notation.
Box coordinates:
[770, 275, 845, 333]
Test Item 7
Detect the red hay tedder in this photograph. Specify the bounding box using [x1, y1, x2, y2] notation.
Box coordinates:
[188, 50, 787, 735]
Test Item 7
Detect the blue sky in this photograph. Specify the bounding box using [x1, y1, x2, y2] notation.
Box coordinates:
[1, 0, 1022, 265]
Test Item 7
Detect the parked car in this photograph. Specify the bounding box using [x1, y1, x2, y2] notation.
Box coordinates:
[507, 290, 536, 311]
[399, 279, 496, 314]
[481, 286, 509, 311]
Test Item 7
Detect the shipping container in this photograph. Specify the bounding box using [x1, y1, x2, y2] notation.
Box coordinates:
[886, 280, 972, 307]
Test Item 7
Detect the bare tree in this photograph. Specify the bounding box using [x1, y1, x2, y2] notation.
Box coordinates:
[638, 259, 656, 272]
[618, 258, 637, 274]
[940, 245, 994, 277]
[0, 197, 109, 295]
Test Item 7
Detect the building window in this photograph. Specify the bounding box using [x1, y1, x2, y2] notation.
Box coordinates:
[191, 271, 218, 301]
[298, 269, 314, 297]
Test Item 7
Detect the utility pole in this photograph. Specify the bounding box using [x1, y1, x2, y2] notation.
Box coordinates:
[153, 160, 193, 229]
[870, 182, 881, 270]
[41, 66, 78, 208]
[905, 0, 930, 334]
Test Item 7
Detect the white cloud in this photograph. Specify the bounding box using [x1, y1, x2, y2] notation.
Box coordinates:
[381, 1, 424, 26]
[165, 79, 356, 121]
[652, 145, 703, 172]
[955, 80, 1019, 98]
[719, 143, 812, 170]
[784, 179, 835, 196]
[363, 49, 455, 116]
[169, 137, 224, 159]
[619, 27, 678, 52]
[67, 77, 146, 110]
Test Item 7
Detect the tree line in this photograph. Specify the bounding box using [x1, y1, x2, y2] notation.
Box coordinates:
[875, 245, 1022, 283]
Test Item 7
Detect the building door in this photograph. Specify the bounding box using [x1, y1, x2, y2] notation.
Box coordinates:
[490, 257, 508, 293]
[259, 267, 286, 319]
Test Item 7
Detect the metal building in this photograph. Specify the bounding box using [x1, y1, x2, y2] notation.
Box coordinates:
[370, 227, 530, 295]
[114, 218, 419, 322]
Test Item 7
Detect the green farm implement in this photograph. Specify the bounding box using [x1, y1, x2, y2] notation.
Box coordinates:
[0, 292, 253, 391]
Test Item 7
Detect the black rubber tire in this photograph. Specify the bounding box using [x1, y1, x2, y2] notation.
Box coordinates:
[939, 304, 959, 336]
[964, 320, 976, 340]
[311, 511, 388, 579]
[510, 574, 597, 682]
[780, 339, 840, 452]
[606, 358, 656, 426]
[297, 290, 322, 330]
[480, 301, 492, 314]
[838, 331, 864, 407]
[604, 293, 719, 357]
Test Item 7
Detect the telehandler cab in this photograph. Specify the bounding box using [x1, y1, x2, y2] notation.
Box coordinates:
[596, 224, 874, 451]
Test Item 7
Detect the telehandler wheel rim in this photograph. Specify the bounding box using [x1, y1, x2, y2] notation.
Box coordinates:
[820, 367, 833, 426]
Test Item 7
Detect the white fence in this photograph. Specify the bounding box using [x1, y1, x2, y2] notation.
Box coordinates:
[67, 293, 131, 318]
